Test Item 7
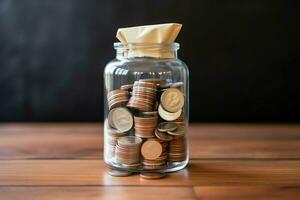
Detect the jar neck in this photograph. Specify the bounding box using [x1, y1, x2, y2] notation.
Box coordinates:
[114, 43, 179, 59]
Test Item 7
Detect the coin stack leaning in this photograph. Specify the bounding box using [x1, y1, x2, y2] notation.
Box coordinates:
[127, 80, 157, 111]
[115, 136, 142, 165]
[134, 114, 158, 138]
[167, 124, 187, 162]
[141, 138, 168, 170]
[104, 120, 128, 158]
[168, 135, 186, 162]
[107, 89, 129, 110]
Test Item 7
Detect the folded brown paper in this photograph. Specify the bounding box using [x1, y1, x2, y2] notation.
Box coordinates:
[116, 23, 182, 58]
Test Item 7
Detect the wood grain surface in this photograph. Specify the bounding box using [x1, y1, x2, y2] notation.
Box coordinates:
[0, 123, 299, 199]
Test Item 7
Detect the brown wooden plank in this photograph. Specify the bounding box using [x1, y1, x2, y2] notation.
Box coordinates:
[193, 186, 300, 200]
[0, 123, 102, 159]
[0, 123, 300, 160]
[0, 186, 196, 200]
[0, 160, 299, 186]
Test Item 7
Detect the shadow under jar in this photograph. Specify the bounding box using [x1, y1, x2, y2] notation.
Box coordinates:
[103, 43, 189, 173]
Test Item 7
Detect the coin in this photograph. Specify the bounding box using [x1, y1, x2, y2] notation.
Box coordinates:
[170, 82, 184, 88]
[141, 111, 158, 116]
[107, 89, 129, 110]
[118, 136, 142, 146]
[134, 115, 158, 138]
[141, 139, 168, 170]
[141, 140, 163, 160]
[104, 119, 127, 136]
[167, 125, 186, 136]
[108, 169, 133, 177]
[115, 136, 142, 165]
[158, 105, 182, 121]
[127, 80, 157, 111]
[168, 136, 187, 162]
[140, 173, 166, 180]
[157, 122, 178, 132]
[161, 88, 184, 113]
[108, 107, 133, 132]
[121, 163, 141, 169]
[120, 84, 133, 90]
[159, 82, 172, 89]
[155, 129, 173, 141]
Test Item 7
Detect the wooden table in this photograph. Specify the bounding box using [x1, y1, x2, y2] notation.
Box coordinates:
[0, 123, 299, 199]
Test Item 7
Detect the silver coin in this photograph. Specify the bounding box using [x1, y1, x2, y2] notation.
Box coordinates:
[158, 105, 182, 121]
[108, 107, 133, 132]
[157, 122, 178, 132]
[170, 82, 184, 88]
[167, 125, 186, 136]
[108, 169, 133, 177]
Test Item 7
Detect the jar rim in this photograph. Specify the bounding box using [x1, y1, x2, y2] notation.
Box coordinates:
[114, 42, 180, 50]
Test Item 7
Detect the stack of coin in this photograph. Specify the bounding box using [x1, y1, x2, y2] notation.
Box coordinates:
[104, 120, 128, 158]
[115, 136, 142, 165]
[107, 89, 129, 110]
[127, 80, 157, 111]
[105, 134, 118, 158]
[159, 81, 184, 89]
[134, 114, 158, 138]
[120, 84, 133, 91]
[168, 135, 187, 162]
[141, 139, 168, 170]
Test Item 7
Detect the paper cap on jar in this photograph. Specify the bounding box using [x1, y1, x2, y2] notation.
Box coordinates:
[116, 23, 182, 58]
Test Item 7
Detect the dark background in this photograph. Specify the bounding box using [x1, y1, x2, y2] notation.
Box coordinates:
[0, 0, 299, 122]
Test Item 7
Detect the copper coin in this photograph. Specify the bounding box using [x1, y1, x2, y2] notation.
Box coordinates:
[141, 140, 162, 160]
[140, 173, 166, 180]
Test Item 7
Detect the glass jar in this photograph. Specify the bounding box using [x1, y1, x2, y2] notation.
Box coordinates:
[103, 43, 189, 173]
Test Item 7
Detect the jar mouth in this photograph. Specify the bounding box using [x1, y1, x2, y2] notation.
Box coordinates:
[114, 42, 180, 51]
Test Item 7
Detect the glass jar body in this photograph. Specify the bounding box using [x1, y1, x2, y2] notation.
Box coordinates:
[103, 45, 189, 173]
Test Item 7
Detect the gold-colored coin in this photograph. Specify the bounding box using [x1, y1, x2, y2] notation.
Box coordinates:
[161, 88, 184, 113]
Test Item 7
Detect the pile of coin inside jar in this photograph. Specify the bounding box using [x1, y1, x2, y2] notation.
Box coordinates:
[105, 79, 187, 171]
